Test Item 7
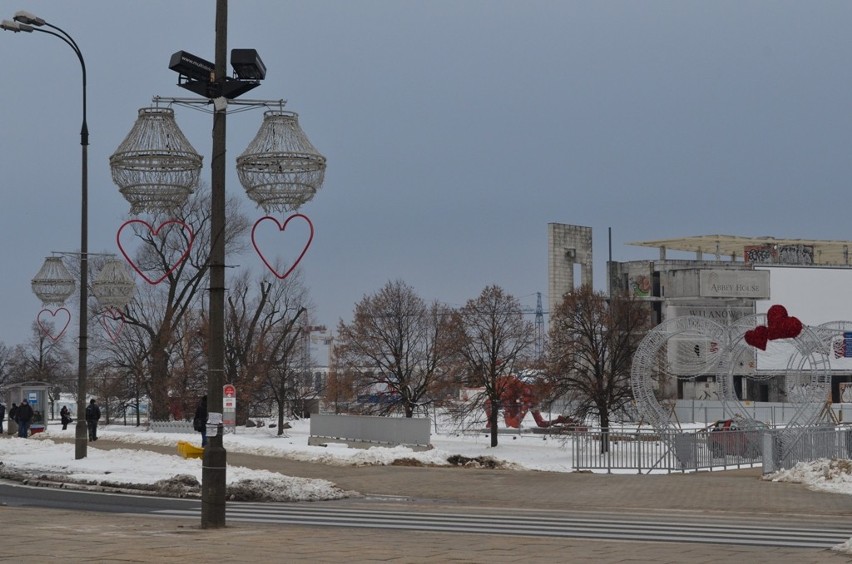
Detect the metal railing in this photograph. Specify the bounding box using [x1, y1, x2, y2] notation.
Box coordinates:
[149, 420, 194, 433]
[764, 426, 852, 473]
[571, 425, 852, 474]
[570, 427, 764, 474]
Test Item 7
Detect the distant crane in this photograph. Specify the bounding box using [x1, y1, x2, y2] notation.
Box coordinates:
[534, 292, 545, 358]
[522, 292, 547, 358]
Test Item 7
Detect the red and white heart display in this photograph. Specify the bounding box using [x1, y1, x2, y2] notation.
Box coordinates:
[744, 304, 803, 350]
[251, 214, 314, 280]
[37, 308, 71, 341]
[117, 219, 195, 285]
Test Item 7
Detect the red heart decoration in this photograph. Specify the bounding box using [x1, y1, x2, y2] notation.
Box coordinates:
[765, 304, 803, 341]
[766, 304, 788, 327]
[37, 308, 71, 341]
[116, 219, 195, 285]
[100, 308, 125, 342]
[744, 325, 768, 350]
[251, 214, 314, 280]
[777, 316, 803, 339]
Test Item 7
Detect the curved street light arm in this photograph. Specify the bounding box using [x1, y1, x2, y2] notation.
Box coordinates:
[28, 25, 88, 146]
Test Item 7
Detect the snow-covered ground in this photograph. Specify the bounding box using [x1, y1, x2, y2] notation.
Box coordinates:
[2, 418, 852, 554]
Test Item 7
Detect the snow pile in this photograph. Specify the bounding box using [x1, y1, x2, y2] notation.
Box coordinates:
[0, 438, 353, 502]
[765, 458, 852, 495]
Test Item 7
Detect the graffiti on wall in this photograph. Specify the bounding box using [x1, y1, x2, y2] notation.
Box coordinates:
[743, 245, 776, 264]
[630, 274, 651, 297]
[777, 245, 814, 265]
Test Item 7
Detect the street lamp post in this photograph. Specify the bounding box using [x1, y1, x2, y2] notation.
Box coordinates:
[110, 0, 324, 529]
[2, 11, 90, 460]
[204, 0, 229, 528]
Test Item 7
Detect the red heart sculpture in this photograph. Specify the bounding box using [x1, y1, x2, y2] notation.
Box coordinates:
[768, 316, 803, 340]
[251, 214, 314, 280]
[766, 304, 803, 341]
[116, 219, 195, 285]
[766, 304, 788, 327]
[37, 307, 71, 341]
[744, 325, 768, 350]
[100, 308, 125, 342]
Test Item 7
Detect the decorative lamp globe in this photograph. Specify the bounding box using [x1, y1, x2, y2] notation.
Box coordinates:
[109, 107, 203, 214]
[31, 257, 76, 306]
[236, 110, 326, 212]
[92, 258, 136, 309]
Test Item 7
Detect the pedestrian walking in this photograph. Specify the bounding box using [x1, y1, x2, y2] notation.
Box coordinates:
[193, 395, 208, 447]
[16, 399, 34, 438]
[85, 398, 101, 441]
[0, 402, 5, 434]
[60, 405, 72, 430]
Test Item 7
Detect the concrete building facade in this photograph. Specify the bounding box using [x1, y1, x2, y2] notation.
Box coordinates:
[547, 223, 593, 318]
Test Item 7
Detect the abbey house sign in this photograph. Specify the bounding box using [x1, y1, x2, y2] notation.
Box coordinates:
[699, 270, 769, 298]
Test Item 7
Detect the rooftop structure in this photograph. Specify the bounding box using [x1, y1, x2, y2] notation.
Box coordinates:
[627, 234, 852, 265]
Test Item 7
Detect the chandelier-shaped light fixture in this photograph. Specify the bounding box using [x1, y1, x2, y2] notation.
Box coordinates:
[91, 258, 136, 309]
[31, 256, 76, 306]
[236, 110, 326, 212]
[109, 107, 203, 214]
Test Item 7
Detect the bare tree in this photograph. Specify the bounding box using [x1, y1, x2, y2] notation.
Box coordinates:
[17, 323, 74, 385]
[445, 285, 536, 447]
[96, 321, 153, 425]
[546, 285, 651, 451]
[120, 185, 249, 419]
[9, 323, 75, 418]
[335, 280, 452, 418]
[323, 366, 356, 414]
[0, 341, 18, 393]
[224, 267, 311, 433]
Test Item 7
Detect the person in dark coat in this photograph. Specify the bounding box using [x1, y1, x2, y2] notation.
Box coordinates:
[16, 399, 34, 438]
[85, 398, 101, 441]
[0, 403, 5, 434]
[193, 395, 208, 447]
[8, 403, 18, 436]
[60, 405, 72, 430]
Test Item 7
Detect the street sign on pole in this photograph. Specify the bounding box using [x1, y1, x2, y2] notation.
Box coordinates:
[223, 383, 236, 433]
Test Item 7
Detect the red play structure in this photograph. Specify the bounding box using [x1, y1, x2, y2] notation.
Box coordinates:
[482, 375, 580, 430]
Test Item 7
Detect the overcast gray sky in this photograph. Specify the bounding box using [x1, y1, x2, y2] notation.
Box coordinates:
[2, 1, 852, 347]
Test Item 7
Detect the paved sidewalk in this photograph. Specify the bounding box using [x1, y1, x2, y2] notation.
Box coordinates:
[8, 506, 848, 564]
[5, 439, 852, 563]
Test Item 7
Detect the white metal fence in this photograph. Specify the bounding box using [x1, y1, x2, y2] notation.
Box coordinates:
[570, 425, 851, 474]
[570, 427, 761, 473]
[149, 420, 194, 433]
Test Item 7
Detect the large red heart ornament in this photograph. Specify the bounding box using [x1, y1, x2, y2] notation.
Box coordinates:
[766, 305, 803, 340]
[744, 325, 769, 351]
[744, 304, 804, 350]
[117, 219, 195, 285]
[37, 307, 71, 341]
[251, 214, 314, 280]
[766, 304, 788, 327]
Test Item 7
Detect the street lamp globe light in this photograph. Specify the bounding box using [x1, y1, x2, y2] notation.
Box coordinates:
[109, 107, 204, 214]
[236, 110, 327, 213]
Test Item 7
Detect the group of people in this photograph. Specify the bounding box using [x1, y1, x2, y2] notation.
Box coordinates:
[1, 398, 101, 439]
[6, 399, 35, 438]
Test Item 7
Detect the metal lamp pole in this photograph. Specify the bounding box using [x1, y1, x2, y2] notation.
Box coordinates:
[2, 12, 89, 460]
[203, 0, 229, 528]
